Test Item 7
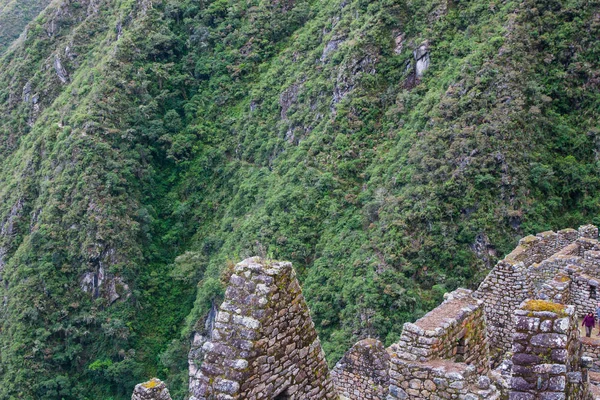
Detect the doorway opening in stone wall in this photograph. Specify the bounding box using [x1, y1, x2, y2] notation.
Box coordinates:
[273, 387, 291, 400]
[455, 335, 466, 362]
[591, 285, 597, 299]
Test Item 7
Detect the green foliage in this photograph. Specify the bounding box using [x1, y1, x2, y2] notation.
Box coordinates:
[0, 0, 50, 53]
[0, 0, 598, 398]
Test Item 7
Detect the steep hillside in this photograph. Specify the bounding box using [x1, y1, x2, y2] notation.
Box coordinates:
[0, 0, 598, 398]
[0, 0, 51, 52]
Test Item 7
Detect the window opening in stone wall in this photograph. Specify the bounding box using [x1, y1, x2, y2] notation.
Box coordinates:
[455, 336, 466, 363]
[591, 285, 597, 299]
[273, 388, 291, 400]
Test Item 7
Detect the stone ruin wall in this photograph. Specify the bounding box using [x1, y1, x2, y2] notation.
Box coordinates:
[392, 289, 489, 372]
[473, 225, 598, 354]
[331, 339, 389, 400]
[566, 267, 600, 317]
[190, 257, 336, 400]
[536, 272, 572, 304]
[473, 259, 532, 355]
[188, 302, 217, 393]
[386, 358, 500, 400]
[132, 225, 600, 400]
[582, 339, 600, 372]
[386, 288, 502, 399]
[510, 300, 590, 400]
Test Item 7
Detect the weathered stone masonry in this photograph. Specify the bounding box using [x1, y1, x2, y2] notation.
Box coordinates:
[474, 226, 598, 355]
[131, 378, 172, 400]
[133, 225, 600, 400]
[331, 339, 389, 400]
[191, 257, 337, 400]
[510, 300, 589, 400]
[387, 289, 501, 399]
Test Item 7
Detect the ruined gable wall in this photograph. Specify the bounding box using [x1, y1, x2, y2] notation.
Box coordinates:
[191, 257, 337, 400]
[331, 339, 390, 400]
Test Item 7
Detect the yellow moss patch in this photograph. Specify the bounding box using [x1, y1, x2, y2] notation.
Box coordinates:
[142, 379, 160, 389]
[556, 275, 570, 282]
[523, 300, 567, 315]
[520, 235, 539, 245]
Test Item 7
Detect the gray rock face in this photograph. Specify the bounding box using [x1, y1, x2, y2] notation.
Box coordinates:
[131, 378, 172, 400]
[279, 83, 299, 119]
[414, 43, 430, 78]
[320, 37, 345, 61]
[53, 55, 69, 84]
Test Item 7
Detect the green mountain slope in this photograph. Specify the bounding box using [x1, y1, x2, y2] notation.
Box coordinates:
[0, 0, 598, 398]
[0, 0, 51, 52]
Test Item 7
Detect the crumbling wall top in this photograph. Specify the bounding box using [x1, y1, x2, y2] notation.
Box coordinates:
[332, 338, 390, 400]
[393, 289, 489, 372]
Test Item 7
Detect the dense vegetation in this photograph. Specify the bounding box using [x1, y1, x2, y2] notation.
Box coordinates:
[0, 0, 50, 52]
[0, 0, 598, 398]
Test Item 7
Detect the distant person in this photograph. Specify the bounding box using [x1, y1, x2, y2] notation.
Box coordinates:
[596, 302, 600, 336]
[583, 312, 595, 337]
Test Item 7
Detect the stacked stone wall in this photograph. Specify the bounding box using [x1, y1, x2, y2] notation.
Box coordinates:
[568, 268, 600, 318]
[473, 260, 531, 354]
[510, 300, 589, 399]
[386, 357, 501, 400]
[536, 273, 572, 304]
[582, 339, 600, 372]
[191, 257, 336, 400]
[474, 227, 591, 355]
[580, 225, 600, 240]
[577, 238, 600, 258]
[188, 303, 217, 396]
[528, 245, 582, 294]
[504, 229, 578, 267]
[393, 289, 489, 372]
[331, 339, 389, 400]
[583, 251, 600, 278]
[175, 225, 600, 400]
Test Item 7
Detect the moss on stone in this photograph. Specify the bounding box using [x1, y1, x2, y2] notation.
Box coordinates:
[523, 300, 566, 316]
[142, 379, 160, 389]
